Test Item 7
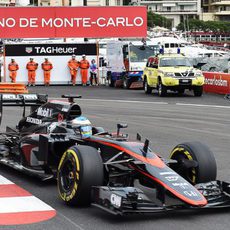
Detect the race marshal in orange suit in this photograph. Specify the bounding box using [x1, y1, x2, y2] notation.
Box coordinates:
[42, 58, 53, 86]
[68, 54, 79, 86]
[26, 58, 38, 86]
[8, 59, 19, 83]
[79, 54, 90, 86]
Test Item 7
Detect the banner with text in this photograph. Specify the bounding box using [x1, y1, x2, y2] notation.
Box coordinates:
[0, 6, 147, 38]
[203, 72, 230, 94]
[5, 43, 97, 85]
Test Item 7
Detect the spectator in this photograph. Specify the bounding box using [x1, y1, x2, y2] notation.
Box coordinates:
[79, 54, 90, 86]
[26, 58, 38, 86]
[8, 59, 19, 83]
[90, 59, 98, 86]
[68, 55, 79, 86]
[42, 58, 53, 86]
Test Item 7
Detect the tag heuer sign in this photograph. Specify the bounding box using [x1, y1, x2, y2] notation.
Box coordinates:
[25, 47, 33, 54]
[5, 43, 97, 56]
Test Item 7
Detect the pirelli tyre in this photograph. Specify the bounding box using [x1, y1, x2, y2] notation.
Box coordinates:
[57, 145, 104, 206]
[170, 141, 217, 184]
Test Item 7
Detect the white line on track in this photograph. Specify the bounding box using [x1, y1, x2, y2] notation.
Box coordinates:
[176, 103, 230, 109]
[51, 97, 230, 109]
[51, 97, 168, 105]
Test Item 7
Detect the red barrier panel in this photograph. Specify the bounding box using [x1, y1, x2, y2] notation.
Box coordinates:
[203, 72, 230, 94]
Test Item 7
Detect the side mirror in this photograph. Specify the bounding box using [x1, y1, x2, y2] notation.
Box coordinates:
[117, 123, 128, 136]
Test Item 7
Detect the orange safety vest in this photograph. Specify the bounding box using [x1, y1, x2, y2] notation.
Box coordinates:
[68, 59, 79, 70]
[42, 61, 53, 71]
[80, 60, 89, 69]
[8, 62, 19, 71]
[26, 61, 38, 71]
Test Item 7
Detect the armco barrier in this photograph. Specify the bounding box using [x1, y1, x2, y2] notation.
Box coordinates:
[203, 72, 230, 94]
[0, 83, 28, 94]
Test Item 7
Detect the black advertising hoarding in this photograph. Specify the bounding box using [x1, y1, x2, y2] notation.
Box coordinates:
[5, 43, 97, 56]
[4, 43, 98, 84]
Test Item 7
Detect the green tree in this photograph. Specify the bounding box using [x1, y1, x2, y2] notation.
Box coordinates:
[147, 11, 172, 29]
[177, 19, 230, 34]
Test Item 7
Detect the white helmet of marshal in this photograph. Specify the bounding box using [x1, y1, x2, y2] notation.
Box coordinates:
[71, 116, 92, 139]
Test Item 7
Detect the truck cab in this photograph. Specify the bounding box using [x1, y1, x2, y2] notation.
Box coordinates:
[142, 53, 204, 97]
[106, 41, 159, 89]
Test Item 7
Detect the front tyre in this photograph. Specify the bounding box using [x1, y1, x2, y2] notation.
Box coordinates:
[144, 79, 152, 94]
[170, 141, 217, 184]
[123, 78, 130, 89]
[194, 86, 203, 97]
[57, 145, 104, 206]
[108, 77, 114, 87]
[158, 80, 167, 97]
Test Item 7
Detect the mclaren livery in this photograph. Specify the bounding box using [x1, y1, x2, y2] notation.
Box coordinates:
[0, 94, 230, 215]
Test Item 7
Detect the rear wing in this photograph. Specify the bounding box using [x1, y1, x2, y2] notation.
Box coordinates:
[0, 94, 48, 106]
[0, 94, 48, 125]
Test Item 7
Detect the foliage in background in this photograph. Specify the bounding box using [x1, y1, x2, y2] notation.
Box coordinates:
[147, 11, 172, 29]
[177, 19, 230, 33]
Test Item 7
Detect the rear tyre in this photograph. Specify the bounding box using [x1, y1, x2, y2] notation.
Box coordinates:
[194, 86, 203, 97]
[123, 78, 131, 89]
[178, 89, 185, 95]
[57, 145, 104, 206]
[158, 80, 167, 97]
[144, 79, 152, 94]
[107, 72, 114, 87]
[170, 141, 217, 184]
[108, 77, 114, 87]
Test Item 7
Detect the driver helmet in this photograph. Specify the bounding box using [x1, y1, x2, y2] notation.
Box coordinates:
[71, 116, 92, 139]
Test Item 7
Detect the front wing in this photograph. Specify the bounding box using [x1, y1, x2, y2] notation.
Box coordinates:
[91, 181, 230, 215]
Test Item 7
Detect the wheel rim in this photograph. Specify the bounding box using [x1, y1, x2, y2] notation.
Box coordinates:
[158, 82, 162, 95]
[60, 158, 77, 192]
[123, 80, 127, 88]
[171, 151, 197, 184]
[144, 81, 148, 92]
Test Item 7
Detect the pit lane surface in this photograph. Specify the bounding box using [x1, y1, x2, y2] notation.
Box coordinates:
[0, 86, 230, 230]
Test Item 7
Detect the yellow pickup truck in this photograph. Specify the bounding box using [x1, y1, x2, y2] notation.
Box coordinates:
[142, 54, 204, 97]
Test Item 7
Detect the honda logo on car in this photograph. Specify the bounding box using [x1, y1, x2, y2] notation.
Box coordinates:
[110, 194, 122, 208]
[26, 117, 42, 125]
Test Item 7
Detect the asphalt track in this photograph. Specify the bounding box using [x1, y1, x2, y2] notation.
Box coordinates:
[0, 85, 230, 230]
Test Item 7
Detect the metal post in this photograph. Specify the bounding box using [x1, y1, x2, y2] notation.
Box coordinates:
[83, 0, 88, 42]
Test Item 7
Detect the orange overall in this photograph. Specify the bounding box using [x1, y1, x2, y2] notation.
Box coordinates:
[42, 61, 53, 85]
[79, 59, 89, 84]
[68, 59, 79, 85]
[8, 62, 19, 83]
[26, 61, 38, 85]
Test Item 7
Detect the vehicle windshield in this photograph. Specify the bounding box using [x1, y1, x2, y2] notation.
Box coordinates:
[129, 45, 159, 62]
[159, 57, 192, 67]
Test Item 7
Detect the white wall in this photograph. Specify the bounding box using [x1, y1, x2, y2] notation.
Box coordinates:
[4, 55, 97, 85]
